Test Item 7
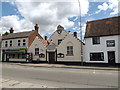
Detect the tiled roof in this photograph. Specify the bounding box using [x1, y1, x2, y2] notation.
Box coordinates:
[85, 16, 120, 38]
[2, 30, 35, 40]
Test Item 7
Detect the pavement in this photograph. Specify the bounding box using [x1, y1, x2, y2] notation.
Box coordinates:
[3, 62, 119, 71]
[1, 77, 56, 88]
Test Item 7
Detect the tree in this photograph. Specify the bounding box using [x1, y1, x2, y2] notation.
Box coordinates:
[2, 32, 9, 36]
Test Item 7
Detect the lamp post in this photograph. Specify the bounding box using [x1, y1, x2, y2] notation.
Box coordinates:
[78, 0, 83, 65]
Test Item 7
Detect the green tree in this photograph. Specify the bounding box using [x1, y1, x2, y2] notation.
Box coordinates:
[2, 32, 9, 36]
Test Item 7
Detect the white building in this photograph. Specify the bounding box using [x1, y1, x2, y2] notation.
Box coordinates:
[46, 25, 83, 63]
[1, 24, 46, 62]
[28, 36, 48, 62]
[84, 16, 120, 64]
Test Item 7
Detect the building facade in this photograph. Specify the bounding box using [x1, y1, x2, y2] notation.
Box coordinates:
[1, 24, 44, 62]
[84, 16, 120, 64]
[28, 36, 48, 62]
[46, 25, 83, 63]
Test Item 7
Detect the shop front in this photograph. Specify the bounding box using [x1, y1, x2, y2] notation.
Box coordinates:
[2, 48, 27, 62]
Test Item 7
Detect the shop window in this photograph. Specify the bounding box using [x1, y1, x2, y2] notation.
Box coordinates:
[92, 37, 100, 45]
[39, 53, 45, 58]
[67, 46, 73, 56]
[90, 52, 104, 61]
[17, 54, 20, 59]
[57, 53, 64, 58]
[35, 48, 39, 56]
[22, 54, 26, 59]
[12, 54, 15, 58]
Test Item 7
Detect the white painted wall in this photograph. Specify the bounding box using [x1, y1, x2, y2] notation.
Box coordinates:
[28, 36, 46, 61]
[84, 35, 119, 63]
[2, 38, 28, 49]
[57, 34, 82, 62]
[48, 30, 69, 46]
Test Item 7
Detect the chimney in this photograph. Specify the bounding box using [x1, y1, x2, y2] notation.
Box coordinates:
[73, 32, 77, 38]
[34, 24, 39, 33]
[44, 36, 48, 40]
[9, 27, 14, 33]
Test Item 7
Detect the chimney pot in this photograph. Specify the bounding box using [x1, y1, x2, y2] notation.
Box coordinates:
[34, 24, 39, 33]
[44, 36, 48, 40]
[9, 27, 14, 33]
[73, 32, 77, 38]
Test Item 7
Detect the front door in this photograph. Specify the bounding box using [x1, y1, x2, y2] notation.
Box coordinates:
[108, 51, 115, 64]
[49, 52, 55, 64]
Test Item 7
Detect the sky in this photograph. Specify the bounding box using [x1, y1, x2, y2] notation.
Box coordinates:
[0, 0, 120, 39]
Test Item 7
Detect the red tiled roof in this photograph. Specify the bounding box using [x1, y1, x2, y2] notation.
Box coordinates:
[85, 16, 120, 38]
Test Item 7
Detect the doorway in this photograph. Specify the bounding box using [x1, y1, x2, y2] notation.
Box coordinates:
[108, 51, 115, 64]
[48, 52, 55, 64]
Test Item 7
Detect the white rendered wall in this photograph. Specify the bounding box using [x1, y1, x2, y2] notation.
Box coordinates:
[57, 34, 82, 62]
[84, 35, 119, 63]
[28, 36, 46, 61]
[2, 38, 28, 49]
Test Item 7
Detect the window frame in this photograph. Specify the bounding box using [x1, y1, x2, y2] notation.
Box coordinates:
[66, 46, 73, 56]
[90, 52, 104, 61]
[58, 39, 62, 45]
[10, 40, 12, 47]
[18, 40, 21, 46]
[92, 37, 100, 45]
[35, 48, 39, 56]
[23, 39, 26, 46]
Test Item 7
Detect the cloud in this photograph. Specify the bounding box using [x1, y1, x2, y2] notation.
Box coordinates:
[0, 15, 33, 34]
[97, 0, 119, 15]
[1, 0, 89, 36]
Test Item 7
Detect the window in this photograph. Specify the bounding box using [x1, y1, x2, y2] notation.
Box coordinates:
[12, 54, 15, 58]
[90, 52, 104, 61]
[92, 37, 100, 45]
[67, 46, 73, 56]
[106, 40, 115, 47]
[10, 40, 12, 47]
[23, 39, 26, 46]
[5, 41, 8, 47]
[18, 40, 20, 46]
[58, 39, 62, 45]
[35, 48, 39, 56]
[57, 53, 64, 58]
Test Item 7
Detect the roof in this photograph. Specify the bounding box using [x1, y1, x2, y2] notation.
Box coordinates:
[2, 30, 35, 40]
[85, 16, 120, 38]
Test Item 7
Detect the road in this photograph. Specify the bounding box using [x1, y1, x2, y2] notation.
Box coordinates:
[2, 63, 119, 88]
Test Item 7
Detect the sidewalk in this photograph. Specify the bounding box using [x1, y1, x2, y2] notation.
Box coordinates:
[1, 78, 56, 88]
[7, 62, 119, 71]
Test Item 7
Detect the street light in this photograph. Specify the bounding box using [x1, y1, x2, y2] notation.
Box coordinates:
[78, 0, 83, 65]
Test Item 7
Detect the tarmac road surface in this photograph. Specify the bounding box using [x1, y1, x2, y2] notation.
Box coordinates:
[2, 63, 119, 88]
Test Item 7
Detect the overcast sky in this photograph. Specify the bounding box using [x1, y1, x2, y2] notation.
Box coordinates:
[0, 0, 119, 39]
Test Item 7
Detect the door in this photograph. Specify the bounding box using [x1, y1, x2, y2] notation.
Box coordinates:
[108, 51, 115, 64]
[49, 52, 55, 64]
